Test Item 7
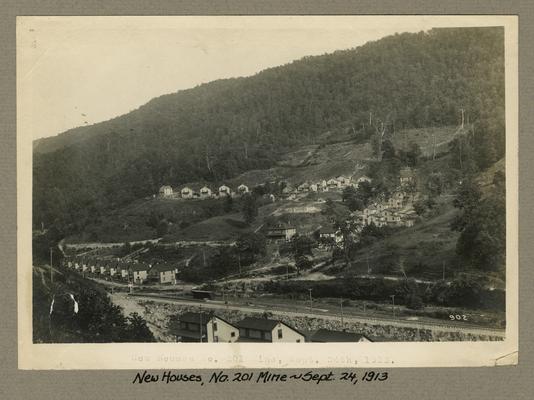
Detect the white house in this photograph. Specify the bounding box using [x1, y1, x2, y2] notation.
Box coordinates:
[327, 178, 340, 189]
[337, 176, 350, 187]
[120, 266, 130, 279]
[131, 263, 149, 284]
[159, 185, 173, 197]
[206, 316, 240, 343]
[150, 264, 176, 284]
[237, 184, 249, 194]
[218, 185, 231, 197]
[90, 264, 97, 273]
[181, 187, 193, 199]
[235, 317, 305, 343]
[199, 186, 212, 199]
[309, 183, 318, 192]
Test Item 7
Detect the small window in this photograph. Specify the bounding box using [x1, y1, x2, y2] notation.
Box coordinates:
[296, 339, 301, 343]
[277, 329, 283, 339]
[231, 331, 236, 337]
[213, 322, 218, 332]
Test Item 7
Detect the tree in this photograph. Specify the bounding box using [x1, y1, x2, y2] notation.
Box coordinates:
[126, 312, 156, 342]
[236, 232, 266, 264]
[342, 186, 364, 211]
[241, 194, 258, 224]
[382, 139, 396, 159]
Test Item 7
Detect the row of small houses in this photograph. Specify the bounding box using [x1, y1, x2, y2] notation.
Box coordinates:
[65, 259, 177, 285]
[171, 312, 373, 343]
[285, 175, 372, 195]
[159, 183, 250, 199]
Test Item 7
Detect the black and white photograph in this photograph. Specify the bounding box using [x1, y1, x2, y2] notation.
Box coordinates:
[17, 16, 518, 369]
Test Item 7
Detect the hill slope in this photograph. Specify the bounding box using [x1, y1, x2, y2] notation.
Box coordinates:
[33, 27, 505, 237]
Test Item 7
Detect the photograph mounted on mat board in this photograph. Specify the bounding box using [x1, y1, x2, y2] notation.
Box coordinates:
[16, 15, 518, 369]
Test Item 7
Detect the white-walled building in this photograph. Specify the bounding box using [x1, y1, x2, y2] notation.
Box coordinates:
[159, 185, 173, 197]
[218, 185, 231, 197]
[181, 187, 193, 199]
[206, 316, 240, 343]
[236, 317, 305, 343]
[199, 186, 212, 199]
[237, 184, 249, 194]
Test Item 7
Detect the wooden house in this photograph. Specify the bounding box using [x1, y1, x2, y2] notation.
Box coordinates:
[159, 185, 173, 197]
[235, 317, 305, 343]
[199, 186, 212, 199]
[237, 184, 249, 194]
[308, 329, 372, 343]
[266, 223, 297, 241]
[131, 263, 149, 284]
[172, 312, 211, 342]
[218, 185, 231, 197]
[206, 315, 240, 343]
[149, 264, 176, 284]
[181, 187, 193, 199]
[327, 178, 340, 189]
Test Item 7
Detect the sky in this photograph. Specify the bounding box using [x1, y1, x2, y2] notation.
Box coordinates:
[17, 16, 507, 140]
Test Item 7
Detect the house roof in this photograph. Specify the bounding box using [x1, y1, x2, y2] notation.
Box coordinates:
[179, 312, 213, 325]
[150, 263, 175, 273]
[309, 329, 371, 343]
[130, 263, 149, 272]
[235, 317, 279, 331]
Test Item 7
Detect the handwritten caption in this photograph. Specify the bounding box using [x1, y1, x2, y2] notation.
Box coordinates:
[132, 370, 388, 386]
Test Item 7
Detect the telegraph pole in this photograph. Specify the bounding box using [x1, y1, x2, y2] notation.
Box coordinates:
[460, 108, 465, 129]
[340, 298, 344, 325]
[390, 295, 396, 318]
[308, 289, 313, 312]
[199, 305, 203, 343]
[49, 248, 53, 284]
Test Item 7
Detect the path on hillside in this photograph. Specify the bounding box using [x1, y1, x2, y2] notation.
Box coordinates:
[119, 293, 505, 338]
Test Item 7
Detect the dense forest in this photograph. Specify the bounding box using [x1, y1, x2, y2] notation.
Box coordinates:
[33, 27, 505, 238]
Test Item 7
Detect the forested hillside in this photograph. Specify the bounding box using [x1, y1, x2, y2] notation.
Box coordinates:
[33, 27, 505, 238]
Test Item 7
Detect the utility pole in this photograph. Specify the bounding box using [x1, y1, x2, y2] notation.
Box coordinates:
[199, 305, 203, 343]
[390, 295, 396, 318]
[49, 248, 53, 284]
[340, 297, 344, 325]
[308, 289, 313, 312]
[460, 108, 465, 129]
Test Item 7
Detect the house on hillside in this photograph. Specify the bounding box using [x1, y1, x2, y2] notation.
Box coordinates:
[119, 264, 130, 280]
[337, 176, 351, 187]
[82, 263, 88, 272]
[206, 315, 240, 343]
[400, 167, 415, 185]
[235, 317, 305, 343]
[172, 312, 211, 342]
[159, 185, 173, 197]
[218, 185, 231, 197]
[356, 175, 371, 185]
[199, 186, 212, 199]
[181, 187, 193, 199]
[327, 178, 340, 190]
[237, 184, 249, 195]
[131, 263, 149, 284]
[109, 262, 118, 277]
[297, 182, 310, 193]
[150, 264, 176, 284]
[309, 183, 318, 192]
[319, 180, 328, 191]
[266, 223, 297, 241]
[308, 329, 372, 343]
[388, 191, 406, 208]
[99, 264, 107, 275]
[318, 226, 342, 244]
[90, 263, 97, 274]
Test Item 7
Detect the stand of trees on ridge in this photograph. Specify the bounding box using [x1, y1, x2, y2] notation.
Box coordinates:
[33, 27, 505, 244]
